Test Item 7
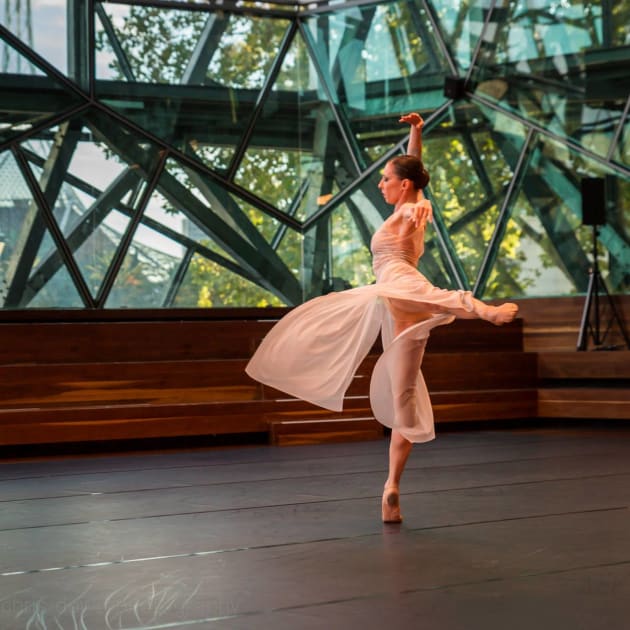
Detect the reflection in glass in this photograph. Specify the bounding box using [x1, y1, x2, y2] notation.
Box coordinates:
[306, 0, 449, 161]
[1, 0, 67, 75]
[27, 264, 83, 307]
[471, 0, 628, 159]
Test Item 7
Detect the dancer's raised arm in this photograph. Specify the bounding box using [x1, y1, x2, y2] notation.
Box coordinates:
[399, 112, 424, 160]
[393, 112, 431, 223]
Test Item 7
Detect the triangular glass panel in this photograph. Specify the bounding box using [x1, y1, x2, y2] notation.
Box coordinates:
[0, 35, 45, 76]
[158, 159, 242, 260]
[104, 220, 182, 308]
[94, 4, 207, 84]
[173, 252, 285, 308]
[0, 150, 35, 306]
[26, 260, 84, 307]
[155, 158, 301, 307]
[151, 167, 223, 243]
[73, 208, 131, 298]
[0, 149, 31, 203]
[0, 151, 85, 307]
[482, 190, 581, 299]
[304, 0, 451, 163]
[24, 210, 114, 306]
[141, 167, 263, 306]
[205, 14, 291, 90]
[161, 159, 276, 261]
[0, 0, 68, 75]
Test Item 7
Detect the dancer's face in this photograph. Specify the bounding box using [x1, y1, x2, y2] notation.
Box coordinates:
[378, 162, 407, 205]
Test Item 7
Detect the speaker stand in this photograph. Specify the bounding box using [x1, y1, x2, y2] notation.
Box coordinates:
[577, 226, 630, 351]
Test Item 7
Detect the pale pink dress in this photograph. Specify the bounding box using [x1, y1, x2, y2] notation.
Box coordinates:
[246, 210, 481, 442]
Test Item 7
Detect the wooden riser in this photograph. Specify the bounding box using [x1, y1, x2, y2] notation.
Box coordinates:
[538, 388, 630, 420]
[433, 389, 538, 422]
[269, 416, 384, 446]
[0, 397, 372, 446]
[538, 351, 630, 379]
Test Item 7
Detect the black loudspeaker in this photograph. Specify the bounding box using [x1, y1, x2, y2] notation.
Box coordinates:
[444, 76, 466, 99]
[581, 177, 606, 226]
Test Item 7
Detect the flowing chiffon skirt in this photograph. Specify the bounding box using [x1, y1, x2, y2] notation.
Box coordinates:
[245, 280, 457, 442]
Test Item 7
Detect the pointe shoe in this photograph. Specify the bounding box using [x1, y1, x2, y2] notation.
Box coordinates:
[382, 486, 403, 523]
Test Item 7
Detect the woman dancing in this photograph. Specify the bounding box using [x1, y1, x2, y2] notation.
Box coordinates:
[246, 113, 518, 523]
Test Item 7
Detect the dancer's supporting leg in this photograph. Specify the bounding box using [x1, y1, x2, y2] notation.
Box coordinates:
[380, 317, 422, 523]
[383, 430, 412, 523]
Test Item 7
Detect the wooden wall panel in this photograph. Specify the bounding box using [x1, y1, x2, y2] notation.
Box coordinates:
[513, 296, 629, 352]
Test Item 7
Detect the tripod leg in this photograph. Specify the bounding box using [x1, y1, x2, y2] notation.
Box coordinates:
[599, 280, 630, 349]
[577, 271, 596, 351]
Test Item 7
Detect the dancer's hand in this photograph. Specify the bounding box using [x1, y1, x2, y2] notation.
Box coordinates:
[400, 198, 433, 229]
[399, 113, 424, 131]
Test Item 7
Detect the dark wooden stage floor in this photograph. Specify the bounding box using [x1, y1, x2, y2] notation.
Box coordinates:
[1, 423, 630, 629]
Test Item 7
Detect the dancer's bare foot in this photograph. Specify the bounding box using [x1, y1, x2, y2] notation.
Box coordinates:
[489, 303, 518, 325]
[382, 486, 403, 523]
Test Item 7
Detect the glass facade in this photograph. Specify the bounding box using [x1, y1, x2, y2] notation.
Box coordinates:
[1, 0, 628, 309]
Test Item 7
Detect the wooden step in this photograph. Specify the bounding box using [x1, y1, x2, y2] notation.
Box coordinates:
[0, 359, 258, 409]
[538, 351, 630, 380]
[268, 415, 383, 446]
[538, 387, 630, 420]
[433, 389, 538, 422]
[0, 396, 374, 446]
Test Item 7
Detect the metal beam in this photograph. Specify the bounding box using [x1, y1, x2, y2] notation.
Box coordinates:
[96, 150, 168, 306]
[182, 13, 229, 85]
[227, 21, 298, 181]
[299, 19, 363, 175]
[9, 144, 95, 307]
[474, 127, 535, 296]
[163, 247, 194, 307]
[94, 2, 136, 82]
